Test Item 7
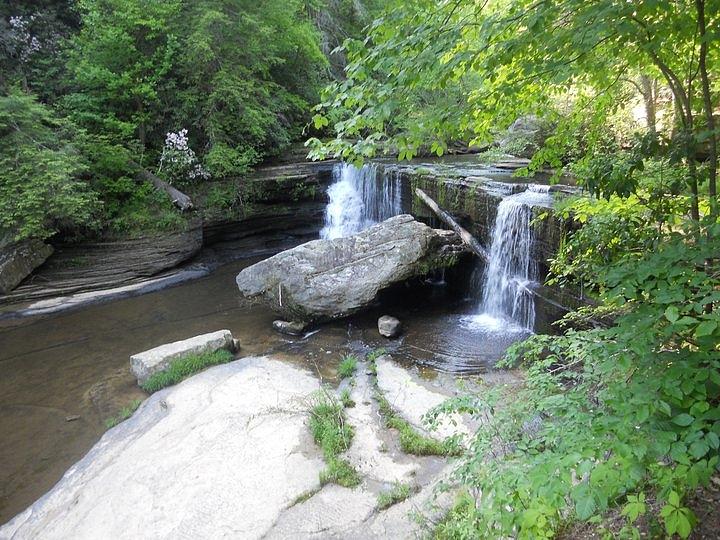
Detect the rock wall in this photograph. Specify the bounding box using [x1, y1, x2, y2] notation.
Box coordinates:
[0, 162, 336, 307]
[396, 170, 572, 276]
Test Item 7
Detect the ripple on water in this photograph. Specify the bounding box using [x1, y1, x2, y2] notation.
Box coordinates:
[393, 313, 532, 374]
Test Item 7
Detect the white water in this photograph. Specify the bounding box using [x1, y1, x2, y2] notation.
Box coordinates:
[465, 185, 552, 332]
[320, 163, 403, 239]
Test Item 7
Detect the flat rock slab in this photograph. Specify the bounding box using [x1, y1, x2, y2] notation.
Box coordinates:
[345, 365, 418, 483]
[1, 357, 324, 540]
[236, 214, 465, 322]
[129, 329, 234, 385]
[265, 485, 376, 539]
[376, 356, 471, 442]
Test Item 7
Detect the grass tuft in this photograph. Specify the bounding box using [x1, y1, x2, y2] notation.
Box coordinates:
[320, 457, 361, 487]
[337, 354, 358, 379]
[105, 398, 143, 429]
[377, 482, 413, 509]
[309, 389, 361, 487]
[340, 388, 355, 408]
[141, 349, 234, 393]
[374, 375, 461, 457]
[367, 348, 387, 363]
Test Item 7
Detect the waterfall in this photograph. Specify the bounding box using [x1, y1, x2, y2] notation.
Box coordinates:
[320, 163, 402, 240]
[469, 185, 551, 332]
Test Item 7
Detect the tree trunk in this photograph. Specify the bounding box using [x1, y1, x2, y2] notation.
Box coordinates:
[130, 161, 194, 212]
[640, 75, 657, 135]
[415, 188, 489, 261]
[696, 0, 718, 219]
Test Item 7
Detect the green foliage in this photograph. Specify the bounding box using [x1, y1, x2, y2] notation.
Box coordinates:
[105, 398, 143, 429]
[340, 388, 355, 408]
[0, 90, 97, 241]
[366, 348, 387, 362]
[430, 218, 720, 537]
[377, 482, 412, 509]
[320, 457, 361, 488]
[64, 0, 181, 146]
[309, 389, 361, 487]
[337, 354, 358, 379]
[141, 349, 234, 393]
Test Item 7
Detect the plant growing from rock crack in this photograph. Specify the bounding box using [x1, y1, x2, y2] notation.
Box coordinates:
[337, 354, 358, 379]
[309, 389, 360, 488]
[377, 482, 413, 510]
[141, 349, 234, 393]
[104, 398, 143, 429]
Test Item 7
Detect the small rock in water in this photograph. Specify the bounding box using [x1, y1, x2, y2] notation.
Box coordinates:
[272, 320, 307, 336]
[129, 330, 234, 385]
[378, 315, 402, 338]
[65, 415, 80, 422]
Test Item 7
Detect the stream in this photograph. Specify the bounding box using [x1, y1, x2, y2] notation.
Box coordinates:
[0, 158, 564, 524]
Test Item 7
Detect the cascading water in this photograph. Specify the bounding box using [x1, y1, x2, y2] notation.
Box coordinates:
[466, 185, 552, 332]
[320, 163, 402, 239]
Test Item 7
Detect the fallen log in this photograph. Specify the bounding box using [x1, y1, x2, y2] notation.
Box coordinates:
[415, 187, 488, 261]
[130, 161, 194, 212]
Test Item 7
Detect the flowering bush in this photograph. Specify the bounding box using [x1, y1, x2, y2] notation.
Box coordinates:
[8, 15, 42, 64]
[157, 129, 210, 184]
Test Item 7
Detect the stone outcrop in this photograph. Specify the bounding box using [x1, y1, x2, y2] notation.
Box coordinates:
[235, 215, 467, 323]
[0, 222, 203, 307]
[0, 236, 53, 294]
[1, 358, 324, 540]
[497, 115, 553, 158]
[130, 330, 235, 385]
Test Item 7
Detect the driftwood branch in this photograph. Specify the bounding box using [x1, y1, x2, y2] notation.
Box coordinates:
[415, 188, 488, 261]
[130, 161, 194, 212]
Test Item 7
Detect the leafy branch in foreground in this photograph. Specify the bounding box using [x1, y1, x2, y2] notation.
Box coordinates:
[430, 224, 720, 538]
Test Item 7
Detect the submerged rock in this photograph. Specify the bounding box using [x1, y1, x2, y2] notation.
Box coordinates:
[0, 236, 53, 294]
[272, 320, 307, 336]
[378, 315, 402, 338]
[1, 358, 324, 540]
[235, 215, 467, 323]
[129, 329, 235, 385]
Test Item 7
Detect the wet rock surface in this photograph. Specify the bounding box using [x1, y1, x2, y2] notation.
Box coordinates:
[236, 215, 467, 323]
[378, 315, 402, 338]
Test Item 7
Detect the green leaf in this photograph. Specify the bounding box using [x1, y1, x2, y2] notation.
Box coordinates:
[672, 414, 694, 427]
[695, 320, 717, 337]
[664, 305, 679, 323]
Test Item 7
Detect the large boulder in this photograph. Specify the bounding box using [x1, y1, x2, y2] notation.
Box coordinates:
[235, 215, 466, 322]
[0, 236, 53, 294]
[497, 115, 553, 158]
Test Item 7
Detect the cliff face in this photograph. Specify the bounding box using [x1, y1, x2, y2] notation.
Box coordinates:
[0, 162, 337, 307]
